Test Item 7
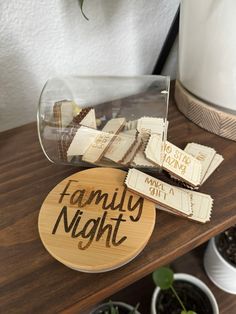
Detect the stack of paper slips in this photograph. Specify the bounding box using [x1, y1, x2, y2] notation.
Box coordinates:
[130, 117, 167, 168]
[144, 137, 223, 189]
[183, 143, 224, 186]
[65, 114, 168, 167]
[125, 168, 213, 223]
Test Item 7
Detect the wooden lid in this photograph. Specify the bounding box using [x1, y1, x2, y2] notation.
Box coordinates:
[38, 168, 156, 272]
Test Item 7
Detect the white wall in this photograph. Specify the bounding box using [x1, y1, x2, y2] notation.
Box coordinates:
[0, 0, 179, 131]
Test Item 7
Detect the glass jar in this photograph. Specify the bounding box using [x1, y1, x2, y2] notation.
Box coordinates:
[37, 75, 169, 170]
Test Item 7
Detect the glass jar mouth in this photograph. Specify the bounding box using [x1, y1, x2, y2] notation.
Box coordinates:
[37, 79, 55, 164]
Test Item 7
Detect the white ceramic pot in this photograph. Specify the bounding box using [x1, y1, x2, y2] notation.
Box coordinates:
[151, 273, 219, 314]
[204, 237, 236, 294]
[179, 0, 236, 111]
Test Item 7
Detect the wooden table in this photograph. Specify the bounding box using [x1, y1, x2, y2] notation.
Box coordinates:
[1, 84, 236, 313]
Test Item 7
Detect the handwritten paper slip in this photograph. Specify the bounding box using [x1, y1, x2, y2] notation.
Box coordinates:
[82, 118, 126, 164]
[137, 117, 166, 135]
[158, 189, 213, 223]
[161, 142, 202, 187]
[184, 143, 216, 181]
[125, 169, 192, 216]
[132, 118, 165, 167]
[104, 130, 137, 163]
[145, 137, 202, 187]
[67, 126, 101, 159]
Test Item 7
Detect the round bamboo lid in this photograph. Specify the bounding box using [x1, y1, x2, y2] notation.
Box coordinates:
[38, 168, 156, 272]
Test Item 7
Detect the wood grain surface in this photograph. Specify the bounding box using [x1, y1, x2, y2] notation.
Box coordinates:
[1, 83, 236, 313]
[38, 168, 156, 272]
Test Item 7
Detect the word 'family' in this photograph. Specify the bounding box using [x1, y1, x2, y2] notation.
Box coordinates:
[52, 180, 144, 250]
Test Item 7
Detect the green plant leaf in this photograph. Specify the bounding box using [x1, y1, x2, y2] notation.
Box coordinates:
[103, 300, 119, 314]
[79, 0, 89, 20]
[181, 311, 197, 314]
[129, 303, 140, 314]
[152, 267, 174, 290]
[110, 305, 118, 314]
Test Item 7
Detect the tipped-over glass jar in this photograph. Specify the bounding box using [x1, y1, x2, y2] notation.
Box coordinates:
[37, 75, 169, 170]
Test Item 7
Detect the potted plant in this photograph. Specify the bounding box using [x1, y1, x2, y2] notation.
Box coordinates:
[151, 267, 219, 314]
[204, 225, 236, 294]
[90, 300, 140, 314]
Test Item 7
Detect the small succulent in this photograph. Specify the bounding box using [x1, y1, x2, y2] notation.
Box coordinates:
[153, 267, 197, 314]
[102, 301, 119, 314]
[98, 300, 139, 314]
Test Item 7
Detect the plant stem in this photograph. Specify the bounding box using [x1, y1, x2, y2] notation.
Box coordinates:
[170, 285, 187, 313]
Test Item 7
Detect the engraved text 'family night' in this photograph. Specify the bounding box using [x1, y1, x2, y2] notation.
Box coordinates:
[52, 180, 144, 250]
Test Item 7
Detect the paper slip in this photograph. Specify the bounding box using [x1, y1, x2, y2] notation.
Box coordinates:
[146, 137, 202, 187]
[131, 139, 157, 168]
[162, 142, 202, 187]
[157, 189, 213, 223]
[53, 100, 77, 130]
[145, 134, 163, 166]
[67, 126, 101, 158]
[201, 153, 224, 184]
[184, 143, 216, 181]
[132, 117, 166, 168]
[58, 101, 74, 129]
[137, 117, 165, 135]
[82, 132, 115, 164]
[104, 130, 137, 163]
[125, 169, 192, 216]
[54, 101, 92, 130]
[124, 119, 138, 131]
[120, 136, 143, 166]
[55, 106, 91, 161]
[82, 118, 126, 164]
[184, 190, 213, 223]
[132, 150, 157, 167]
[80, 109, 97, 129]
[102, 117, 125, 133]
